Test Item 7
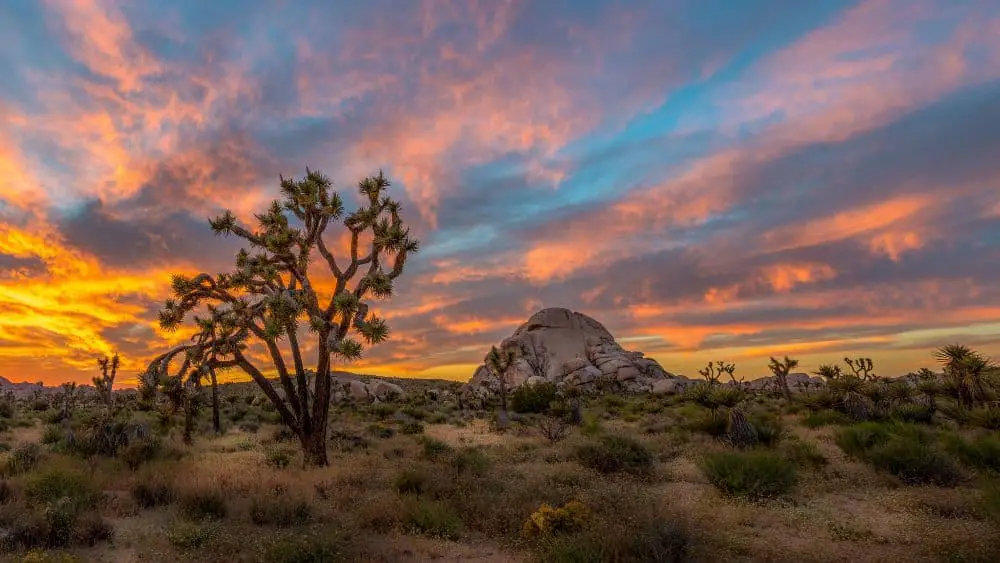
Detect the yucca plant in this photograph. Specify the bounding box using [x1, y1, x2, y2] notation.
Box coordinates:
[768, 356, 799, 401]
[934, 345, 997, 408]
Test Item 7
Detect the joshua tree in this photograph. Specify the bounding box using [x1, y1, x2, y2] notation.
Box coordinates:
[155, 170, 418, 466]
[934, 344, 997, 408]
[768, 356, 800, 401]
[487, 345, 516, 430]
[59, 382, 78, 446]
[94, 354, 119, 414]
[136, 368, 159, 411]
[814, 364, 843, 381]
[844, 357, 876, 381]
[698, 361, 735, 386]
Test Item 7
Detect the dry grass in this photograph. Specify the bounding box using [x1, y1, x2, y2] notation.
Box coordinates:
[0, 395, 997, 562]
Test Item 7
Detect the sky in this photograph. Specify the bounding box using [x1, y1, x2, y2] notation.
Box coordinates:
[1, 0, 999, 387]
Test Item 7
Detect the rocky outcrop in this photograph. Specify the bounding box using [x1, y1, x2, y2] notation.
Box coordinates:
[467, 308, 676, 396]
[329, 375, 406, 403]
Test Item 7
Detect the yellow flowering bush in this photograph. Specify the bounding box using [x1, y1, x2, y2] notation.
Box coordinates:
[521, 500, 590, 538]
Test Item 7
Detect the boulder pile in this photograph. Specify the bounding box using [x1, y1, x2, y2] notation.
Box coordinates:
[466, 308, 678, 398]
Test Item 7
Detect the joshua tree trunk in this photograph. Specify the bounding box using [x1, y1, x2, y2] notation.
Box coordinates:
[777, 374, 792, 402]
[209, 367, 221, 435]
[302, 429, 329, 466]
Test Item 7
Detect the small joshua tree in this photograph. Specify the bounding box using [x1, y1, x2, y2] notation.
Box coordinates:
[768, 356, 799, 401]
[698, 361, 735, 386]
[487, 345, 516, 430]
[94, 354, 119, 414]
[844, 357, 876, 381]
[154, 170, 418, 466]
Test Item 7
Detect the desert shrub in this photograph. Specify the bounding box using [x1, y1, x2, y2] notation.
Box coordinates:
[801, 409, 850, 428]
[969, 407, 1000, 430]
[179, 489, 228, 521]
[0, 400, 14, 419]
[537, 415, 570, 443]
[20, 550, 79, 563]
[838, 423, 960, 486]
[540, 518, 689, 563]
[0, 479, 13, 504]
[265, 448, 294, 469]
[236, 436, 259, 451]
[118, 436, 161, 470]
[749, 413, 783, 446]
[41, 425, 63, 446]
[250, 495, 312, 527]
[890, 403, 935, 424]
[262, 531, 348, 563]
[866, 438, 961, 485]
[419, 436, 452, 460]
[399, 420, 424, 435]
[31, 399, 50, 412]
[394, 468, 429, 495]
[782, 440, 828, 469]
[522, 500, 590, 538]
[167, 521, 219, 550]
[72, 418, 148, 458]
[402, 498, 462, 540]
[576, 435, 654, 476]
[943, 433, 1000, 472]
[700, 450, 797, 499]
[270, 427, 297, 443]
[982, 481, 1000, 524]
[799, 389, 839, 411]
[366, 423, 395, 439]
[25, 470, 98, 511]
[369, 403, 397, 420]
[239, 421, 261, 433]
[329, 430, 369, 452]
[6, 442, 42, 476]
[131, 472, 174, 508]
[511, 382, 559, 414]
[450, 447, 491, 476]
[71, 511, 113, 546]
[401, 406, 428, 420]
[835, 422, 893, 458]
[688, 410, 728, 437]
[580, 413, 602, 437]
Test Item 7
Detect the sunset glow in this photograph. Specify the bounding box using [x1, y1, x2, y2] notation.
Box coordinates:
[1, 0, 998, 386]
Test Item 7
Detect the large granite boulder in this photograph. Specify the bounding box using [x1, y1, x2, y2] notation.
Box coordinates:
[466, 307, 676, 395]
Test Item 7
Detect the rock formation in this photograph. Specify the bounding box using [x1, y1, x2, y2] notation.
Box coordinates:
[466, 308, 676, 397]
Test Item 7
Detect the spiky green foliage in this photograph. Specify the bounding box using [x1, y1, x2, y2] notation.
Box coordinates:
[934, 345, 997, 407]
[814, 364, 843, 381]
[150, 170, 419, 466]
[768, 356, 800, 401]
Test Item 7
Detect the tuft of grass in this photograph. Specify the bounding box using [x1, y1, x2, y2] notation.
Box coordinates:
[25, 470, 98, 512]
[419, 436, 452, 460]
[402, 498, 462, 540]
[801, 409, 850, 428]
[539, 518, 690, 563]
[131, 472, 174, 508]
[6, 442, 42, 476]
[249, 495, 312, 527]
[179, 489, 228, 521]
[781, 440, 828, 469]
[450, 447, 491, 476]
[262, 531, 349, 563]
[943, 432, 1000, 473]
[167, 521, 219, 550]
[890, 403, 935, 424]
[700, 450, 797, 499]
[576, 435, 654, 476]
[394, 468, 429, 495]
[837, 423, 961, 486]
[264, 448, 294, 469]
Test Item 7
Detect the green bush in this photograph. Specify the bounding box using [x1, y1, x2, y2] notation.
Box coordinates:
[6, 442, 42, 476]
[419, 436, 452, 460]
[402, 498, 462, 540]
[263, 531, 348, 563]
[865, 438, 961, 486]
[394, 469, 429, 495]
[890, 403, 935, 424]
[119, 436, 161, 470]
[249, 495, 312, 527]
[366, 423, 395, 439]
[167, 521, 219, 550]
[179, 489, 227, 521]
[749, 414, 783, 446]
[969, 407, 1000, 430]
[265, 448, 294, 469]
[70, 511, 113, 546]
[399, 420, 425, 435]
[540, 518, 689, 563]
[450, 447, 491, 476]
[25, 470, 98, 512]
[688, 410, 728, 437]
[944, 433, 1000, 472]
[837, 423, 960, 486]
[41, 425, 63, 446]
[576, 435, 654, 476]
[511, 382, 559, 414]
[700, 450, 797, 499]
[131, 473, 174, 508]
[801, 409, 850, 428]
[781, 441, 828, 469]
[0, 400, 14, 419]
